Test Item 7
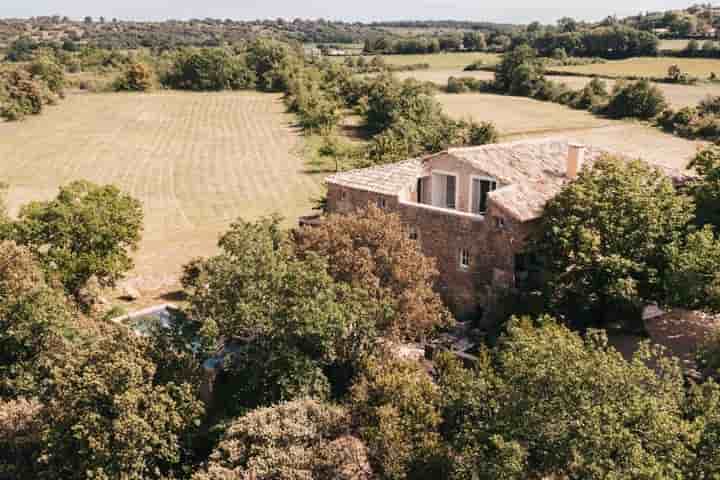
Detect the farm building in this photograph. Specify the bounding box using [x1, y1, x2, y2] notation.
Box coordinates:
[323, 138, 686, 324]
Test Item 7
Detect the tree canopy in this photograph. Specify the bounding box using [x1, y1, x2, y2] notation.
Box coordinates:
[535, 155, 694, 325]
[182, 217, 379, 413]
[12, 180, 143, 298]
[295, 205, 452, 341]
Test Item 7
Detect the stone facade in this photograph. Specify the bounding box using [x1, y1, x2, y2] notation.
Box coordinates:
[326, 182, 534, 324]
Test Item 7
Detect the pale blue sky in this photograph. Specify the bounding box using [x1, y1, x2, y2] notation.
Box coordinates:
[0, 1, 695, 24]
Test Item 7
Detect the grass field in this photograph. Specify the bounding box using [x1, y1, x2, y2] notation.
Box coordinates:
[553, 57, 720, 79]
[659, 39, 720, 51]
[377, 52, 500, 69]
[397, 69, 720, 108]
[0, 91, 323, 296]
[437, 92, 704, 171]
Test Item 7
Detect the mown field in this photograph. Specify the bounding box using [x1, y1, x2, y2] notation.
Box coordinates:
[659, 39, 720, 51]
[396, 69, 720, 108]
[437, 92, 704, 171]
[377, 51, 500, 69]
[0, 91, 323, 295]
[553, 57, 720, 78]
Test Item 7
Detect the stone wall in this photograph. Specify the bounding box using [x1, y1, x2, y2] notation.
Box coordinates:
[327, 183, 536, 325]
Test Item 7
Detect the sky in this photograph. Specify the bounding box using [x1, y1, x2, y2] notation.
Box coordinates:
[0, 1, 698, 24]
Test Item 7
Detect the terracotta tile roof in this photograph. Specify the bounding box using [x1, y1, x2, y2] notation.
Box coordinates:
[325, 158, 424, 195]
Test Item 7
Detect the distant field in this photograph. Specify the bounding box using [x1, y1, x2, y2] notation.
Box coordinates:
[659, 39, 720, 51]
[378, 52, 500, 69]
[397, 69, 720, 108]
[0, 91, 323, 295]
[437, 92, 704, 171]
[553, 57, 720, 79]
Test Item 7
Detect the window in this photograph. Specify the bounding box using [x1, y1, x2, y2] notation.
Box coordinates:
[459, 248, 471, 270]
[417, 177, 431, 205]
[409, 226, 419, 241]
[378, 197, 387, 209]
[431, 172, 457, 209]
[471, 178, 498, 215]
[495, 216, 505, 229]
[340, 190, 347, 200]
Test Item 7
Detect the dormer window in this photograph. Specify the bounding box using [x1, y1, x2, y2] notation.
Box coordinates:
[471, 177, 498, 215]
[431, 172, 457, 210]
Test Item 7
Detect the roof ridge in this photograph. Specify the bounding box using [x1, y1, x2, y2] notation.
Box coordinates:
[447, 137, 571, 155]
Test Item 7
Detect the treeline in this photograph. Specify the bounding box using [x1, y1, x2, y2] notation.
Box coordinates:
[363, 31, 511, 54]
[519, 25, 659, 59]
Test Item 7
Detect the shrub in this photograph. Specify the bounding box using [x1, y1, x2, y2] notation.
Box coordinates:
[699, 95, 720, 116]
[468, 121, 499, 145]
[447, 76, 492, 94]
[605, 80, 666, 119]
[114, 62, 155, 91]
[26, 55, 65, 97]
[0, 69, 45, 121]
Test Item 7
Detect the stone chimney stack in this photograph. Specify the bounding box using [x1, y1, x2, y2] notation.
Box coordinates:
[567, 143, 585, 180]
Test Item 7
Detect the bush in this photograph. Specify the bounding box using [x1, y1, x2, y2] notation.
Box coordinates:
[468, 121, 499, 145]
[447, 76, 493, 94]
[164, 48, 256, 91]
[605, 80, 666, 119]
[114, 62, 155, 91]
[26, 56, 65, 97]
[699, 95, 720, 116]
[0, 69, 46, 121]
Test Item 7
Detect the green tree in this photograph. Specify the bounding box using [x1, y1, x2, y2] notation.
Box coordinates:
[13, 180, 144, 298]
[39, 329, 204, 480]
[436, 317, 699, 480]
[295, 205, 452, 341]
[689, 145, 720, 228]
[245, 38, 296, 91]
[164, 48, 256, 91]
[664, 226, 720, 311]
[494, 44, 545, 95]
[350, 356, 446, 480]
[182, 217, 379, 413]
[0, 241, 71, 398]
[193, 399, 372, 480]
[606, 80, 667, 119]
[462, 31, 486, 51]
[535, 156, 693, 325]
[5, 37, 37, 62]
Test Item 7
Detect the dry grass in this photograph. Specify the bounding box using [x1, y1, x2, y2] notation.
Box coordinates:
[437, 92, 705, 171]
[398, 69, 720, 108]
[553, 57, 720, 79]
[659, 39, 720, 51]
[378, 52, 499, 69]
[0, 91, 323, 295]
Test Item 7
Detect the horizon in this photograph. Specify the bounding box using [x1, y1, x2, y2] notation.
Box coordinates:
[0, 1, 697, 25]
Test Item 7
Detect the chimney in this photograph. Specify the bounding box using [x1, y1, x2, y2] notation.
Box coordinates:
[567, 143, 585, 180]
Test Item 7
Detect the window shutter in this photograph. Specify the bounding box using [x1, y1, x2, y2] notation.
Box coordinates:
[446, 175, 456, 209]
[472, 179, 481, 214]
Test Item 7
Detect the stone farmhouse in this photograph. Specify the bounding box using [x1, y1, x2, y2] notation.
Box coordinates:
[323, 138, 684, 324]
